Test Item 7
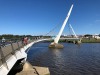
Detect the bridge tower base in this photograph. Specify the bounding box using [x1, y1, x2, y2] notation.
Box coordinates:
[74, 39, 82, 44]
[49, 42, 64, 48]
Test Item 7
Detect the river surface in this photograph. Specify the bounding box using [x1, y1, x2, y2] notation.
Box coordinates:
[27, 42, 100, 75]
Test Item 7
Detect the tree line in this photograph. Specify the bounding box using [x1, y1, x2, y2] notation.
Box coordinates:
[0, 34, 51, 41]
[0, 34, 32, 41]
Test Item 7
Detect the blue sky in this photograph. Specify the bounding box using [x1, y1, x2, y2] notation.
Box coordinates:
[0, 0, 100, 35]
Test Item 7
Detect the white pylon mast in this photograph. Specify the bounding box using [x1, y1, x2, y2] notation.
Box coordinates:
[69, 24, 78, 38]
[54, 4, 74, 44]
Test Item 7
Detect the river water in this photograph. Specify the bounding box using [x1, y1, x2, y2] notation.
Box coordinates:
[27, 42, 100, 75]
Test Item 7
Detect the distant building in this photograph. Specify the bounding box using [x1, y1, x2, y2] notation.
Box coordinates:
[93, 34, 100, 39]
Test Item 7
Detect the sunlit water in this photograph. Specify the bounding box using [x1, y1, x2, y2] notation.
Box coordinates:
[27, 42, 100, 75]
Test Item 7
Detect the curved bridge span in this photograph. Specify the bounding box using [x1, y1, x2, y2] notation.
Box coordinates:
[0, 38, 52, 75]
[0, 37, 80, 75]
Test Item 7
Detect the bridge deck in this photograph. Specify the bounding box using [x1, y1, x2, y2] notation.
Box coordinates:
[0, 38, 79, 75]
[0, 38, 50, 75]
[0, 40, 33, 75]
[60, 38, 80, 40]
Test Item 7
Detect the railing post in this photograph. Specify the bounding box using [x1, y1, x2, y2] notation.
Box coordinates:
[0, 46, 5, 63]
[10, 42, 18, 59]
[21, 40, 23, 47]
[17, 41, 20, 50]
[10, 42, 15, 55]
[0, 46, 9, 69]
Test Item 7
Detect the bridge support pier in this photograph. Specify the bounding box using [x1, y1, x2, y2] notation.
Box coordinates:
[49, 42, 64, 48]
[74, 39, 82, 44]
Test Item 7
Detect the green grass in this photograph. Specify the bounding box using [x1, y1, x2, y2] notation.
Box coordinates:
[82, 38, 100, 43]
[46, 38, 100, 43]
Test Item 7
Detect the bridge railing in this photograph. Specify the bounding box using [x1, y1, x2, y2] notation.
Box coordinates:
[0, 42, 23, 68]
[0, 39, 32, 67]
[0, 37, 50, 66]
[0, 37, 50, 67]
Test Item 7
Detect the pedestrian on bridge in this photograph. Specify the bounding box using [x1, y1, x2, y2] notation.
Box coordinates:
[24, 37, 28, 45]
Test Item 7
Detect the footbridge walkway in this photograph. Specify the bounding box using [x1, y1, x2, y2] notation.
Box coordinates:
[0, 37, 51, 75]
[0, 36, 81, 75]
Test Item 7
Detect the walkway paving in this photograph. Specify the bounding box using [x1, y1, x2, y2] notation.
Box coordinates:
[16, 61, 50, 75]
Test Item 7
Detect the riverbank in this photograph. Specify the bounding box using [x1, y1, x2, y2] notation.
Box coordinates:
[16, 61, 50, 75]
[82, 38, 100, 43]
[44, 38, 100, 43]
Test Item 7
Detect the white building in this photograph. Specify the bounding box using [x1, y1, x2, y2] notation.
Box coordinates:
[93, 34, 100, 39]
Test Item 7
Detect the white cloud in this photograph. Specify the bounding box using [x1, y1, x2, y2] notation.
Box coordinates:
[95, 20, 100, 22]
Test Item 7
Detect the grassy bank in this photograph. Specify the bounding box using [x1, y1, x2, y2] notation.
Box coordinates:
[82, 38, 100, 43]
[44, 38, 100, 43]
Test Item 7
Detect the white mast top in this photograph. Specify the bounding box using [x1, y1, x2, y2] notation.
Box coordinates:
[54, 4, 74, 44]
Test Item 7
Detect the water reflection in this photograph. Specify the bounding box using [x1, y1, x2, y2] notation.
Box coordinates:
[27, 43, 100, 75]
[51, 49, 65, 69]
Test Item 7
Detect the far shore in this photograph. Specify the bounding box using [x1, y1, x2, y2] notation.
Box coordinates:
[44, 38, 100, 43]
